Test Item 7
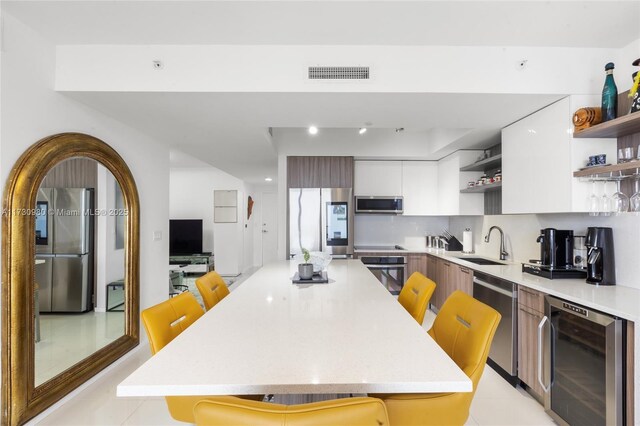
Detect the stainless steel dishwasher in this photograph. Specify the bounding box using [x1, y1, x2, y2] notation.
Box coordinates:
[473, 271, 518, 385]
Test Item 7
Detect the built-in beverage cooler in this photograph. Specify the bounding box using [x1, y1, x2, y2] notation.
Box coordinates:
[540, 296, 625, 426]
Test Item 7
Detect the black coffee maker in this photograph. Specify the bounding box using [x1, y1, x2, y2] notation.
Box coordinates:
[585, 227, 616, 285]
[536, 228, 574, 268]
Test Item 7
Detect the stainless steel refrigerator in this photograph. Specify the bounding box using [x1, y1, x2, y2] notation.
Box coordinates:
[288, 188, 353, 258]
[35, 188, 94, 313]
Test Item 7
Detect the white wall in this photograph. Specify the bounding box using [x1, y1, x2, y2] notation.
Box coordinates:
[169, 164, 259, 274]
[615, 38, 640, 93]
[57, 44, 615, 96]
[1, 11, 171, 417]
[449, 214, 640, 290]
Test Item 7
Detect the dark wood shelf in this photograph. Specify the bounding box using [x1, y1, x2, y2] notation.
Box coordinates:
[460, 181, 502, 193]
[574, 111, 640, 139]
[573, 160, 640, 178]
[460, 154, 502, 172]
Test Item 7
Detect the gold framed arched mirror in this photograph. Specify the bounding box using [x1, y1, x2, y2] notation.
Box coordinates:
[2, 133, 140, 425]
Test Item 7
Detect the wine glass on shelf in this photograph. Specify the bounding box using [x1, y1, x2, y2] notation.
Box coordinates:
[631, 170, 640, 214]
[611, 172, 629, 215]
[588, 180, 600, 216]
[600, 181, 611, 216]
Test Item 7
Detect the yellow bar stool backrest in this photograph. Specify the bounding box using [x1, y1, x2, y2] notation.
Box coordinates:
[374, 290, 501, 426]
[195, 271, 231, 311]
[397, 272, 436, 325]
[193, 396, 390, 426]
[141, 291, 204, 355]
[428, 290, 501, 385]
[140, 291, 206, 423]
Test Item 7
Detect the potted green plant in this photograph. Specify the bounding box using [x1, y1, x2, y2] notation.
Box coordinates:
[298, 248, 314, 280]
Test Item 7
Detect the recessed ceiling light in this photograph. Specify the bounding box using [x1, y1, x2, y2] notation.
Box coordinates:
[264, 177, 273, 182]
[308, 126, 318, 135]
[359, 127, 367, 135]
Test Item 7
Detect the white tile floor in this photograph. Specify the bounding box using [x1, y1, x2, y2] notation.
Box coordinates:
[34, 275, 556, 425]
[36, 311, 125, 386]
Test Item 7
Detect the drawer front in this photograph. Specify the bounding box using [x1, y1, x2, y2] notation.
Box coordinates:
[518, 285, 545, 313]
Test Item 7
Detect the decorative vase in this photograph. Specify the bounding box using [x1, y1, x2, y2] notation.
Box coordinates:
[298, 263, 314, 280]
[601, 62, 618, 122]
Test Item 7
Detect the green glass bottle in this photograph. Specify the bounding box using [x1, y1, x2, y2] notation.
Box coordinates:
[601, 62, 618, 122]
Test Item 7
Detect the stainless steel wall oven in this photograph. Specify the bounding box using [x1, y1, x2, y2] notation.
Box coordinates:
[360, 256, 407, 295]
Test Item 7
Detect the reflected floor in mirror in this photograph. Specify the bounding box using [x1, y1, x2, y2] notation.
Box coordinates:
[36, 311, 124, 386]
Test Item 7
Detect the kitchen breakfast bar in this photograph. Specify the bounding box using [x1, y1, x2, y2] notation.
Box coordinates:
[117, 260, 471, 397]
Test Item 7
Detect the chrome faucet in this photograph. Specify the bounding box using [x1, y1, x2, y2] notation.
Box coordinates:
[484, 226, 509, 260]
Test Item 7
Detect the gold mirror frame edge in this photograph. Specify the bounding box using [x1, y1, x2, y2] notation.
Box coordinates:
[1, 133, 140, 425]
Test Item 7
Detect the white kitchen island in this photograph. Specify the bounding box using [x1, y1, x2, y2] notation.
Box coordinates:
[118, 259, 471, 397]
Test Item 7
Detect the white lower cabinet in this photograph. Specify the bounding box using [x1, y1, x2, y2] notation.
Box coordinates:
[502, 96, 616, 214]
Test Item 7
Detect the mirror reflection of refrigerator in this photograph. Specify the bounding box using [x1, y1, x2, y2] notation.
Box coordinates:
[288, 188, 353, 258]
[35, 188, 94, 313]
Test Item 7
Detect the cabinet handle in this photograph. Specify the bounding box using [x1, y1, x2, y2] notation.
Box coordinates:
[444, 262, 450, 267]
[460, 267, 470, 274]
[537, 315, 550, 393]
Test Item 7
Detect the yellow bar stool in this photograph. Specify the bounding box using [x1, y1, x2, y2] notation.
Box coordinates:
[372, 290, 501, 426]
[141, 291, 261, 423]
[397, 272, 436, 325]
[195, 270, 231, 311]
[193, 395, 390, 426]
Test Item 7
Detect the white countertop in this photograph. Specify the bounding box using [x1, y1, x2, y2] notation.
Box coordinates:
[118, 259, 471, 397]
[357, 247, 640, 322]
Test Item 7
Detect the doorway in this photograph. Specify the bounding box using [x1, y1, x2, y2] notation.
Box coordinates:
[261, 192, 278, 265]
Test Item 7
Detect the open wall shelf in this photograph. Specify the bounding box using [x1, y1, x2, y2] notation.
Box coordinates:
[573, 161, 640, 178]
[460, 154, 502, 172]
[460, 181, 502, 193]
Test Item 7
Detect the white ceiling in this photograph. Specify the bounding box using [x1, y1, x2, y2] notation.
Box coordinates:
[4, 1, 639, 48]
[66, 91, 562, 182]
[5, 1, 637, 183]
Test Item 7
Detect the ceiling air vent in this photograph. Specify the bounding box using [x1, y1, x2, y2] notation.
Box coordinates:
[308, 66, 370, 80]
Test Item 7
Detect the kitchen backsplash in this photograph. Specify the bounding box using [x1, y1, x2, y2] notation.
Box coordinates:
[355, 215, 449, 248]
[449, 214, 640, 290]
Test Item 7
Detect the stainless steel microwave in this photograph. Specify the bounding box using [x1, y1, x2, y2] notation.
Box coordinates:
[355, 196, 403, 214]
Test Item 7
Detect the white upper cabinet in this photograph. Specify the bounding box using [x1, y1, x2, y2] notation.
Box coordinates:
[355, 156, 484, 216]
[438, 151, 484, 216]
[354, 160, 402, 196]
[401, 161, 439, 215]
[502, 96, 616, 214]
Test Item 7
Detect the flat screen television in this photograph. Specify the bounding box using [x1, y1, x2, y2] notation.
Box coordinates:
[170, 219, 203, 255]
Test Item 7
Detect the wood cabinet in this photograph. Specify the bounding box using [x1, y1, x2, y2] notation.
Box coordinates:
[502, 96, 616, 214]
[427, 256, 473, 310]
[448, 263, 473, 295]
[287, 156, 354, 188]
[517, 285, 546, 399]
[406, 254, 427, 278]
[401, 161, 439, 215]
[354, 160, 402, 196]
[433, 258, 450, 310]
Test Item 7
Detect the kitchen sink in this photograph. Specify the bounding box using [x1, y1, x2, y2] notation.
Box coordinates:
[459, 257, 505, 266]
